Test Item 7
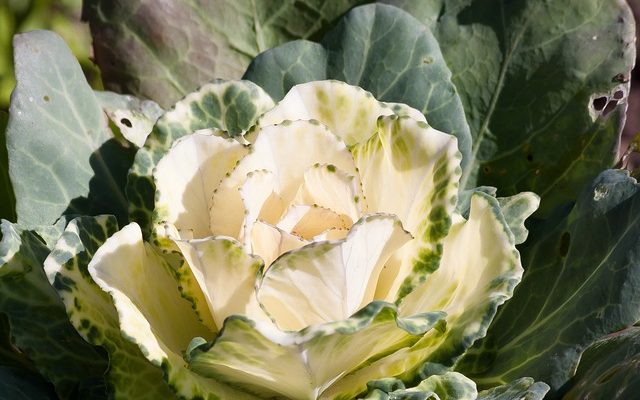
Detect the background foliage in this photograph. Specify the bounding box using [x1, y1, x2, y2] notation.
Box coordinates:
[1, 1, 640, 399]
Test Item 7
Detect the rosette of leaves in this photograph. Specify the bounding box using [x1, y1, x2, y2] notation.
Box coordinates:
[46, 76, 542, 399]
[1, 1, 639, 399]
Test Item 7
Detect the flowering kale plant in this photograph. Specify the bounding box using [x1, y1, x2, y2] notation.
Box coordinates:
[0, 1, 638, 400]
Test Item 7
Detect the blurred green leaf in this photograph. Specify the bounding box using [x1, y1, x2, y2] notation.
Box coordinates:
[0, 0, 98, 110]
[82, 0, 368, 108]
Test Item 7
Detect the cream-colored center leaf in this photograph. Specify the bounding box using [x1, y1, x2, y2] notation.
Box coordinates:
[257, 214, 412, 331]
[209, 120, 357, 240]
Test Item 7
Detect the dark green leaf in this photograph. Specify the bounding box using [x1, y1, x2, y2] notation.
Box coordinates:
[244, 3, 472, 172]
[385, 0, 635, 213]
[563, 327, 640, 400]
[0, 366, 57, 400]
[457, 169, 640, 394]
[6, 30, 135, 227]
[0, 110, 15, 221]
[0, 219, 108, 398]
[82, 0, 368, 107]
[0, 313, 36, 373]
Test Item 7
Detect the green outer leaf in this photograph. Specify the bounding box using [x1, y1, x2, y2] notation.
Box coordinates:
[458, 189, 539, 245]
[496, 193, 540, 245]
[563, 327, 640, 400]
[244, 3, 472, 173]
[244, 41, 329, 100]
[0, 219, 108, 398]
[189, 302, 446, 399]
[44, 216, 176, 399]
[127, 80, 274, 236]
[0, 110, 15, 221]
[6, 30, 134, 227]
[83, 0, 367, 107]
[476, 377, 549, 400]
[0, 314, 32, 371]
[0, 367, 57, 400]
[386, 0, 635, 213]
[456, 187, 497, 217]
[456, 169, 640, 393]
[94, 90, 164, 148]
[362, 372, 477, 400]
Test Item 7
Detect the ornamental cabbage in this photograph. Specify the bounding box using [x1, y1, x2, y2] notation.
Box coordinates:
[52, 80, 538, 399]
[2, 1, 636, 398]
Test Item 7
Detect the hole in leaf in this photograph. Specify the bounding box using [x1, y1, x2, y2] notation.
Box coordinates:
[526, 153, 534, 162]
[559, 232, 570, 257]
[120, 118, 133, 128]
[602, 100, 619, 117]
[612, 73, 628, 83]
[592, 97, 608, 111]
[613, 90, 625, 100]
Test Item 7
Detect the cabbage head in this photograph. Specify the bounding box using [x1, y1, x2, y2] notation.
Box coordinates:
[49, 80, 539, 399]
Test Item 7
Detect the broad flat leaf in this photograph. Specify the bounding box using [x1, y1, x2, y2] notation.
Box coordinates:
[386, 0, 635, 213]
[563, 327, 640, 400]
[0, 110, 15, 221]
[82, 0, 367, 107]
[44, 216, 177, 399]
[477, 378, 549, 400]
[244, 4, 473, 172]
[456, 169, 640, 393]
[0, 219, 108, 398]
[6, 30, 135, 227]
[127, 80, 274, 236]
